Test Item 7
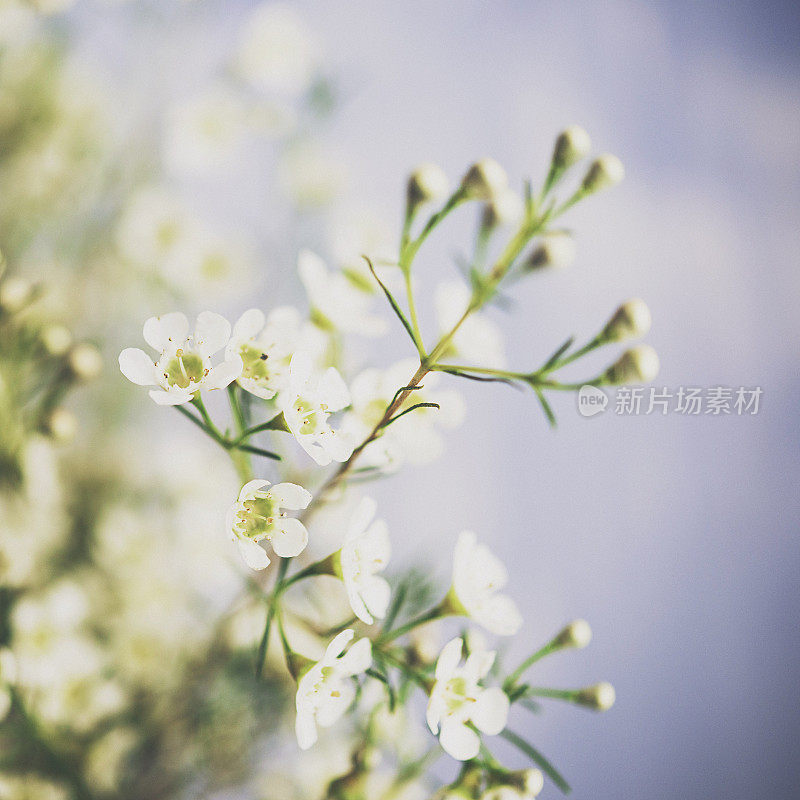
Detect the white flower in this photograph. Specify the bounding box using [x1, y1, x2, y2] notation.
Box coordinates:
[345, 358, 465, 469]
[426, 637, 509, 761]
[119, 312, 242, 405]
[448, 531, 522, 636]
[226, 307, 326, 400]
[340, 497, 391, 624]
[278, 351, 354, 466]
[295, 629, 372, 749]
[298, 249, 387, 336]
[226, 479, 312, 570]
[237, 3, 317, 96]
[436, 281, 506, 368]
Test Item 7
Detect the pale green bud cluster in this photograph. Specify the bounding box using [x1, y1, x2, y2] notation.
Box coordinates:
[603, 344, 660, 385]
[601, 299, 652, 343]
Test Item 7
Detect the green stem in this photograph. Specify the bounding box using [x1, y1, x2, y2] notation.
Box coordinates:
[504, 642, 558, 689]
[255, 557, 291, 679]
[379, 602, 445, 644]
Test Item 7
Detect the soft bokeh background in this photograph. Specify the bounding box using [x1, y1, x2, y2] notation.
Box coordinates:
[31, 1, 800, 798]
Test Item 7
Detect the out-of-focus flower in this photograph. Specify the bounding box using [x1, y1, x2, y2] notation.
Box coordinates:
[295, 629, 371, 749]
[226, 478, 312, 570]
[446, 531, 522, 636]
[525, 235, 576, 271]
[551, 125, 592, 171]
[603, 344, 659, 385]
[237, 3, 318, 96]
[340, 497, 391, 624]
[279, 141, 348, 207]
[119, 311, 242, 405]
[580, 154, 625, 194]
[279, 351, 353, 465]
[482, 188, 525, 230]
[436, 281, 506, 368]
[426, 637, 509, 760]
[67, 342, 102, 380]
[227, 307, 325, 400]
[460, 158, 508, 200]
[345, 358, 465, 469]
[407, 162, 450, 210]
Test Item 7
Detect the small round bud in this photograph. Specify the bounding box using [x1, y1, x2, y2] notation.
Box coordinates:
[460, 158, 508, 200]
[576, 681, 616, 711]
[604, 345, 659, 385]
[482, 188, 525, 229]
[68, 343, 103, 381]
[40, 324, 73, 356]
[552, 125, 591, 170]
[44, 408, 78, 444]
[601, 299, 651, 343]
[407, 162, 450, 207]
[581, 154, 625, 194]
[525, 236, 576, 271]
[553, 619, 592, 650]
[520, 769, 545, 797]
[0, 277, 33, 313]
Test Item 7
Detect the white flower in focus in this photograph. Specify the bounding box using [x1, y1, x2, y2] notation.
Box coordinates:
[436, 281, 506, 368]
[448, 531, 522, 636]
[237, 3, 317, 96]
[119, 311, 242, 405]
[298, 250, 387, 336]
[345, 358, 465, 469]
[295, 629, 371, 750]
[279, 351, 354, 466]
[426, 637, 510, 761]
[340, 497, 391, 624]
[227, 479, 312, 570]
[227, 307, 326, 399]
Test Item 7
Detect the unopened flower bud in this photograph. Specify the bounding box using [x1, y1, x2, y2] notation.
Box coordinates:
[407, 162, 450, 208]
[460, 158, 508, 200]
[553, 619, 592, 650]
[482, 788, 523, 800]
[40, 324, 73, 356]
[601, 299, 651, 343]
[482, 188, 525, 229]
[525, 236, 576, 271]
[521, 769, 544, 797]
[575, 681, 615, 711]
[0, 277, 33, 313]
[580, 154, 625, 194]
[68, 343, 103, 380]
[44, 408, 78, 444]
[552, 125, 591, 170]
[603, 345, 659, 385]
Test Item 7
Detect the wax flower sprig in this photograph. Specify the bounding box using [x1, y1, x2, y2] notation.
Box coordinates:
[119, 126, 655, 799]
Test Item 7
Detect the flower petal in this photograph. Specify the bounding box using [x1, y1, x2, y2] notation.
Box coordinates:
[237, 538, 271, 570]
[318, 367, 350, 411]
[297, 249, 328, 297]
[316, 681, 355, 727]
[346, 497, 378, 540]
[194, 311, 231, 356]
[472, 687, 510, 736]
[337, 637, 371, 675]
[295, 710, 318, 750]
[143, 312, 189, 352]
[477, 594, 522, 636]
[360, 576, 391, 621]
[269, 482, 312, 511]
[238, 479, 271, 502]
[439, 721, 480, 761]
[118, 348, 157, 386]
[289, 350, 313, 388]
[203, 355, 243, 390]
[148, 388, 193, 406]
[232, 308, 265, 342]
[322, 429, 354, 463]
[270, 517, 308, 558]
[435, 637, 463, 682]
[324, 629, 354, 662]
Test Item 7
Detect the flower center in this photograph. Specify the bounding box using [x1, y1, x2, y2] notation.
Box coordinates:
[235, 495, 278, 538]
[163, 350, 205, 389]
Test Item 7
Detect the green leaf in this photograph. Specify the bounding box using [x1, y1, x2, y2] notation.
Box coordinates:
[382, 580, 408, 632]
[500, 729, 571, 794]
[362, 256, 419, 347]
[384, 402, 440, 428]
[366, 667, 397, 711]
[543, 336, 575, 371]
[533, 386, 557, 428]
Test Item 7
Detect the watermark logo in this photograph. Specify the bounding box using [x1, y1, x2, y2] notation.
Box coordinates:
[577, 385, 609, 417]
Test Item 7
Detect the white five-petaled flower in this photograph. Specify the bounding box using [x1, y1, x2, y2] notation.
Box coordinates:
[448, 531, 523, 636]
[226, 479, 312, 570]
[278, 351, 354, 466]
[119, 312, 242, 405]
[295, 629, 372, 750]
[226, 306, 326, 400]
[435, 281, 507, 369]
[298, 249, 387, 336]
[340, 497, 391, 625]
[426, 637, 510, 761]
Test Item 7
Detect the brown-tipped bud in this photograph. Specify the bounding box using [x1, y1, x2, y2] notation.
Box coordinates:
[407, 163, 450, 208]
[601, 299, 651, 343]
[553, 619, 592, 650]
[580, 154, 624, 194]
[40, 324, 73, 357]
[603, 345, 659, 385]
[44, 408, 78, 444]
[552, 125, 591, 170]
[68, 343, 103, 381]
[575, 681, 616, 711]
[482, 188, 525, 229]
[525, 236, 576, 271]
[460, 158, 508, 200]
[0, 277, 33, 313]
